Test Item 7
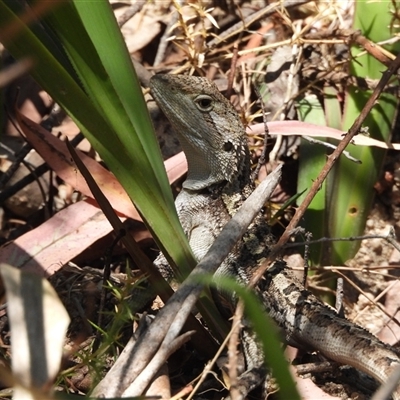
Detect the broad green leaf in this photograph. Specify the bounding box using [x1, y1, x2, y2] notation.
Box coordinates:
[328, 0, 400, 264]
[328, 89, 398, 263]
[297, 95, 327, 265]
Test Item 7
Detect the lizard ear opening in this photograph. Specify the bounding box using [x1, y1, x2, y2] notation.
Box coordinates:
[194, 95, 213, 112]
[223, 141, 233, 151]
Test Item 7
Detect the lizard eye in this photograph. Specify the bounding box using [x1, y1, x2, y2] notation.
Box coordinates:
[194, 95, 213, 112]
[223, 141, 233, 151]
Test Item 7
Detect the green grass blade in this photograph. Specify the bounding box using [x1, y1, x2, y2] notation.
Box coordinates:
[0, 0, 196, 277]
[5, 0, 79, 80]
[73, 1, 168, 178]
[0, 0, 230, 338]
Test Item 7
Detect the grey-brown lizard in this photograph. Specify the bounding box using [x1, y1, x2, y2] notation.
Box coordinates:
[149, 74, 400, 399]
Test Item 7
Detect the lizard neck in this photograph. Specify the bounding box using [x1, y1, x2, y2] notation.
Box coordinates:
[181, 135, 252, 193]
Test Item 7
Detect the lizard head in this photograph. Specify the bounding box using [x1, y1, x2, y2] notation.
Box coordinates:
[150, 74, 250, 191]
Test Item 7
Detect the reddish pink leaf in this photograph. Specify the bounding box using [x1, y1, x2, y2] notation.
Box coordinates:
[0, 112, 186, 278]
[0, 201, 114, 276]
[16, 110, 141, 221]
[250, 121, 400, 149]
[16, 111, 189, 221]
[164, 151, 187, 184]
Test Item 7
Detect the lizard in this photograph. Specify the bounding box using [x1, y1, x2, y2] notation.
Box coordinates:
[149, 73, 400, 399]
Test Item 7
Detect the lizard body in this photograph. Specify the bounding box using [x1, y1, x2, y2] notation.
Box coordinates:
[150, 74, 400, 399]
[263, 261, 400, 387]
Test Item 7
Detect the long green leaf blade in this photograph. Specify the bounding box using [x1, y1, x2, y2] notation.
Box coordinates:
[0, 1, 195, 276]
